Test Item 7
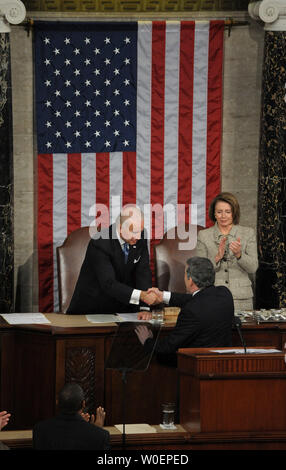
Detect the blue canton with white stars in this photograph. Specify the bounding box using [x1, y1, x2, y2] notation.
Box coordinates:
[35, 23, 137, 154]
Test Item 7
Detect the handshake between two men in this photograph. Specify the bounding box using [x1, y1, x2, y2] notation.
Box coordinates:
[138, 288, 164, 321]
[141, 287, 163, 306]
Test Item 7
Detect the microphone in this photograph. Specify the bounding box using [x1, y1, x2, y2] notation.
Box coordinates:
[233, 316, 247, 353]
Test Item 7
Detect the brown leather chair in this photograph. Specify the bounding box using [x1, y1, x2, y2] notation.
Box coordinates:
[154, 224, 203, 293]
[56, 226, 97, 313]
[57, 223, 203, 312]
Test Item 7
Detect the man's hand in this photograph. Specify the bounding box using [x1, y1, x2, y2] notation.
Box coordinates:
[82, 406, 106, 427]
[80, 410, 91, 422]
[137, 311, 152, 321]
[147, 287, 163, 304]
[140, 290, 159, 306]
[135, 325, 153, 345]
[0, 411, 11, 430]
[90, 406, 106, 428]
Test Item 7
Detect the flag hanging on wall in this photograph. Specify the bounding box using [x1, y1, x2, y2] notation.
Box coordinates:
[34, 20, 224, 312]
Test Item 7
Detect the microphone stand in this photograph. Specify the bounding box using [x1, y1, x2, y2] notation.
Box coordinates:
[120, 367, 131, 451]
[233, 317, 247, 354]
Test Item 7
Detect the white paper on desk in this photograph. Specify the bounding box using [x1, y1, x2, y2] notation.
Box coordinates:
[0, 313, 50, 325]
[117, 313, 150, 322]
[210, 348, 282, 354]
[115, 423, 157, 434]
[85, 314, 120, 323]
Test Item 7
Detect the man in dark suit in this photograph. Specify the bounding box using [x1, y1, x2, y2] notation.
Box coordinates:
[67, 204, 156, 315]
[33, 383, 110, 450]
[135, 256, 234, 355]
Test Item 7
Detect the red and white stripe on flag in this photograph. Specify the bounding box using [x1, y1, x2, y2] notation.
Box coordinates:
[37, 20, 224, 312]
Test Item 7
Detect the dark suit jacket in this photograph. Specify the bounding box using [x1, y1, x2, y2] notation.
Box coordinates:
[145, 285, 234, 355]
[33, 413, 110, 451]
[67, 224, 152, 314]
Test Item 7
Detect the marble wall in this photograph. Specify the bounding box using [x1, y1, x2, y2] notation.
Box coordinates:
[9, 13, 264, 312]
[221, 21, 263, 229]
[10, 25, 34, 312]
[256, 31, 286, 309]
[0, 34, 14, 312]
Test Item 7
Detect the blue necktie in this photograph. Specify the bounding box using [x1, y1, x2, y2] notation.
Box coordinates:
[123, 242, 129, 263]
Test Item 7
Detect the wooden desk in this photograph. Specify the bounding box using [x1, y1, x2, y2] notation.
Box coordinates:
[2, 423, 286, 451]
[1, 315, 286, 434]
[177, 347, 286, 449]
[0, 315, 178, 430]
[0, 429, 33, 449]
[232, 320, 286, 350]
[0, 425, 189, 450]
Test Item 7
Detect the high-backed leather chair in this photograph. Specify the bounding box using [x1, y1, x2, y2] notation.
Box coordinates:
[56, 226, 96, 313]
[57, 223, 203, 312]
[154, 224, 203, 293]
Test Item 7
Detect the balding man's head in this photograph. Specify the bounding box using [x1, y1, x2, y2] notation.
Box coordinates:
[118, 204, 144, 245]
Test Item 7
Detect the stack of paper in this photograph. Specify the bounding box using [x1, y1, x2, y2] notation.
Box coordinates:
[85, 314, 119, 323]
[115, 424, 157, 434]
[0, 313, 50, 324]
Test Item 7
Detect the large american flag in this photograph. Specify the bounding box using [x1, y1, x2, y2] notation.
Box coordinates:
[34, 20, 224, 312]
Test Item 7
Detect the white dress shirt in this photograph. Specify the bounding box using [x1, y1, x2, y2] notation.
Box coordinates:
[162, 289, 199, 304]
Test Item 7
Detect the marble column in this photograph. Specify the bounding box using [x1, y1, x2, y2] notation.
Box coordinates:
[0, 1, 26, 311]
[0, 33, 13, 312]
[249, 1, 286, 308]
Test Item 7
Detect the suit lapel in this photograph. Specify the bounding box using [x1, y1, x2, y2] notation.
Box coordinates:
[111, 225, 144, 269]
[127, 243, 136, 264]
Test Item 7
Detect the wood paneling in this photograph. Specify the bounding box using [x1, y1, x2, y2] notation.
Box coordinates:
[178, 349, 286, 438]
[1, 317, 286, 440]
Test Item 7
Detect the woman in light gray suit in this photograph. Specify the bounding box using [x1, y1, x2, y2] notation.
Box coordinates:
[196, 192, 258, 311]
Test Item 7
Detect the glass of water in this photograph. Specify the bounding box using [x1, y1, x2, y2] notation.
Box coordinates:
[161, 402, 175, 429]
[152, 309, 164, 324]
